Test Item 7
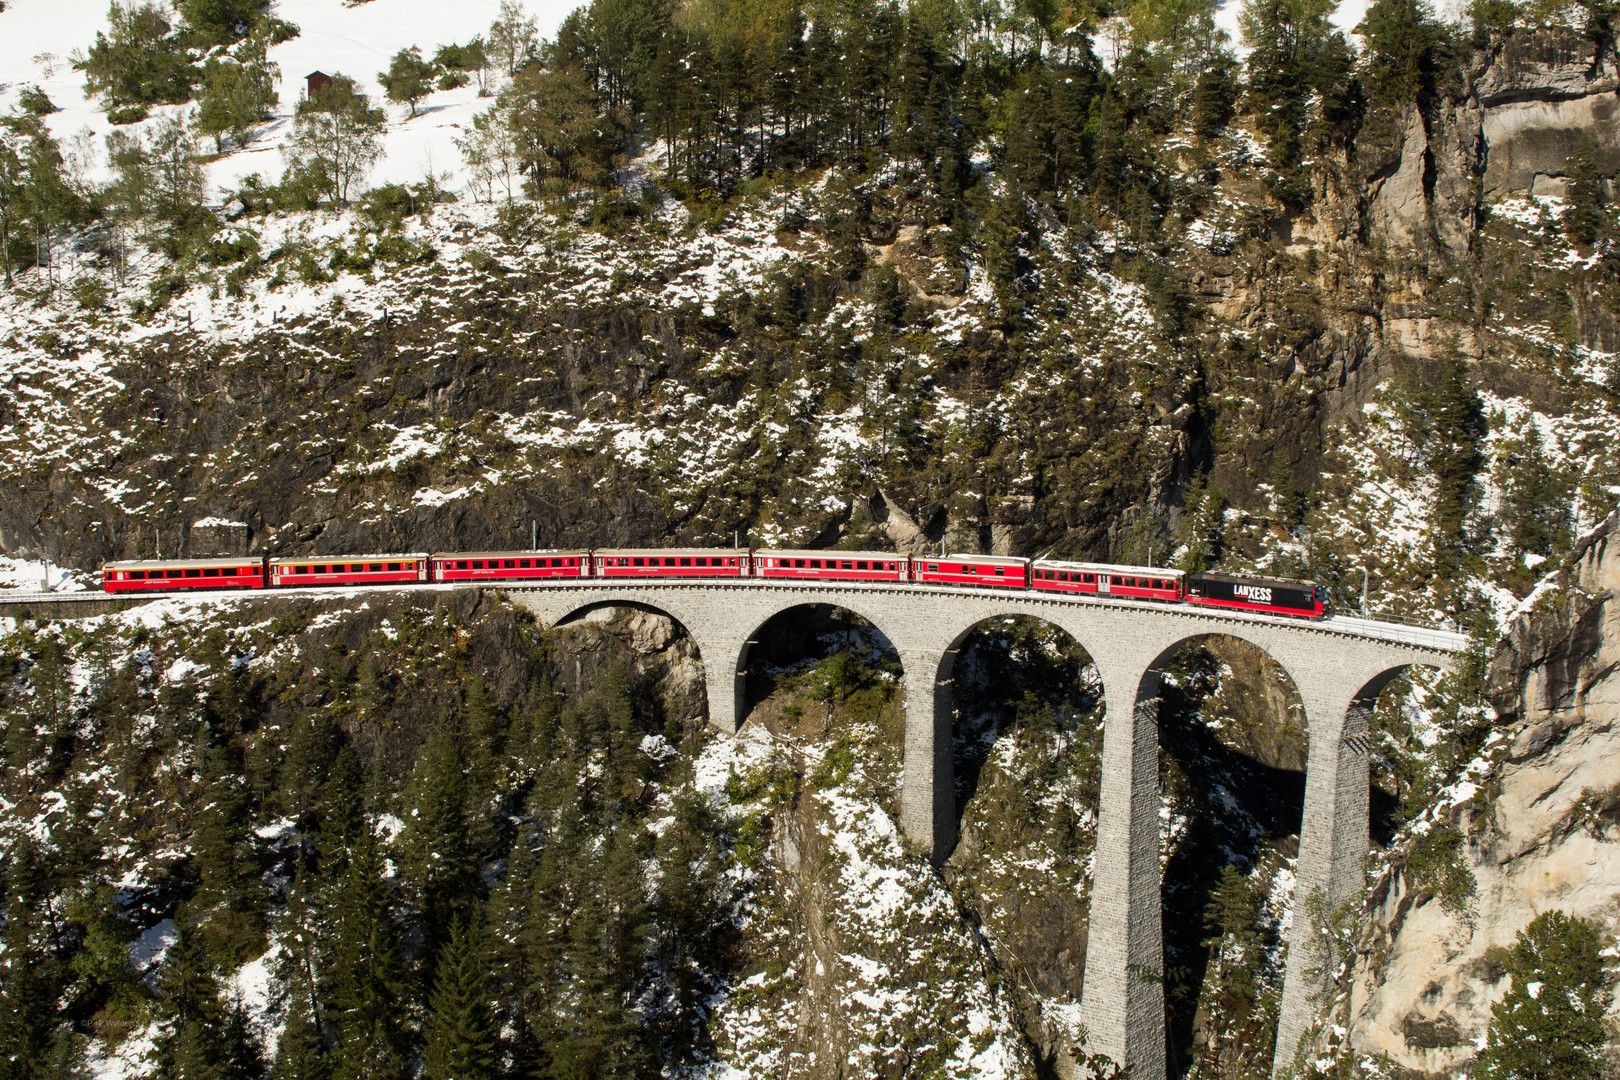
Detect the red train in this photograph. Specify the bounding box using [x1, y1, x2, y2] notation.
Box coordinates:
[102, 549, 1328, 619]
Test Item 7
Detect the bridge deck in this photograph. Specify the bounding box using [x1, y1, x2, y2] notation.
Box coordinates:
[1, 579, 1471, 653]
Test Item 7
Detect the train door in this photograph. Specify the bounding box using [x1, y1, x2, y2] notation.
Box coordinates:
[1097, 573, 1111, 594]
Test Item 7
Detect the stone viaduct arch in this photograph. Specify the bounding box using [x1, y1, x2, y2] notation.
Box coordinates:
[508, 581, 1461, 1080]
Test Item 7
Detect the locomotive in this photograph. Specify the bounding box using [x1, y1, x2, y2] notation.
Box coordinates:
[101, 548, 1328, 619]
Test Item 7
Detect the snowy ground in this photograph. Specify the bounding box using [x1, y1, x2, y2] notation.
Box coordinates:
[0, 0, 580, 200]
[1, 0, 1400, 204]
[0, 554, 92, 591]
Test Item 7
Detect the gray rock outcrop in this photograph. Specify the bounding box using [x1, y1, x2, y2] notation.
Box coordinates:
[1342, 511, 1620, 1074]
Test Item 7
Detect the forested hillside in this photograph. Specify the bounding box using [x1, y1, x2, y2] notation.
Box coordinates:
[2, 0, 1620, 1075]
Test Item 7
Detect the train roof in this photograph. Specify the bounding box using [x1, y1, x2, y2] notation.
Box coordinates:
[1192, 571, 1319, 589]
[105, 557, 263, 570]
[1033, 559, 1185, 577]
[757, 549, 905, 560]
[269, 553, 430, 562]
[593, 547, 748, 557]
[434, 550, 589, 560]
[923, 553, 1029, 565]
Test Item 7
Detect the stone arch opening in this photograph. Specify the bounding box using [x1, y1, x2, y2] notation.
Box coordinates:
[546, 601, 709, 736]
[1140, 632, 1310, 1078]
[938, 612, 1103, 1051]
[942, 613, 1103, 845]
[738, 603, 903, 735]
[1355, 662, 1449, 846]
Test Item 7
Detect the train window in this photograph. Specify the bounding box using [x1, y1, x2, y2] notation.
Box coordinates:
[130, 570, 145, 579]
[1082, 573, 1095, 583]
[1058, 571, 1070, 581]
[517, 559, 529, 569]
[569, 558, 576, 566]
[184, 568, 201, 577]
[927, 563, 938, 572]
[727, 558, 736, 566]
[453, 561, 465, 570]
[388, 563, 401, 571]
[314, 565, 327, 574]
[366, 564, 379, 572]
[628, 558, 641, 567]
[790, 559, 801, 568]
[677, 557, 689, 567]
[994, 567, 1005, 576]
[807, 559, 819, 569]
[504, 560, 515, 569]
[203, 568, 220, 577]
[856, 561, 867, 570]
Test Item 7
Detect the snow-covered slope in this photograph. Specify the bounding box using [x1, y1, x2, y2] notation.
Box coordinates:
[0, 0, 578, 199]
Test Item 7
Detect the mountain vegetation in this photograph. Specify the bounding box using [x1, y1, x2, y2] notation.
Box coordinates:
[1, 0, 1620, 1074]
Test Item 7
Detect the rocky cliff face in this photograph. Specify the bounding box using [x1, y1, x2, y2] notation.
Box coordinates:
[1336, 511, 1620, 1075]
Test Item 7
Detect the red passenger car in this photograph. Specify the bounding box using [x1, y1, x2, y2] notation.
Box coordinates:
[270, 555, 430, 587]
[103, 558, 268, 592]
[434, 551, 588, 583]
[1030, 561, 1184, 602]
[755, 550, 908, 583]
[913, 554, 1028, 589]
[592, 549, 750, 578]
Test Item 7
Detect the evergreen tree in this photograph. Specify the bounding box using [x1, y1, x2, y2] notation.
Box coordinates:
[398, 723, 484, 963]
[0, 842, 59, 1080]
[1240, 0, 1341, 169]
[380, 47, 435, 118]
[421, 913, 497, 1080]
[179, 0, 268, 45]
[1425, 348, 1485, 567]
[272, 978, 329, 1080]
[1476, 910, 1612, 1080]
[150, 916, 238, 1080]
[327, 827, 407, 1080]
[77, 2, 198, 115]
[1562, 132, 1611, 247]
[1192, 52, 1239, 136]
[1502, 419, 1570, 562]
[192, 747, 267, 967]
[1359, 0, 1444, 104]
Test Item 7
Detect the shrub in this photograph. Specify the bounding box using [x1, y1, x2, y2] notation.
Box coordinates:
[17, 85, 55, 115]
[1403, 824, 1476, 912]
[71, 276, 110, 310]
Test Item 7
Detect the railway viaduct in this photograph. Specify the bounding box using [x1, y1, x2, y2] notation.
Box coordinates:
[509, 580, 1466, 1080]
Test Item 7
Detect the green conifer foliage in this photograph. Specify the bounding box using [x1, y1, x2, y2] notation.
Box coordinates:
[421, 913, 497, 1080]
[1562, 132, 1612, 248]
[0, 843, 61, 1080]
[1358, 0, 1444, 104]
[398, 723, 487, 962]
[151, 915, 260, 1080]
[327, 828, 408, 1080]
[273, 978, 330, 1080]
[1476, 910, 1613, 1080]
[76, 3, 199, 115]
[192, 748, 268, 967]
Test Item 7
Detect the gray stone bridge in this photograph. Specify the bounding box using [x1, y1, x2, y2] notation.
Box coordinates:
[510, 580, 1466, 1080]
